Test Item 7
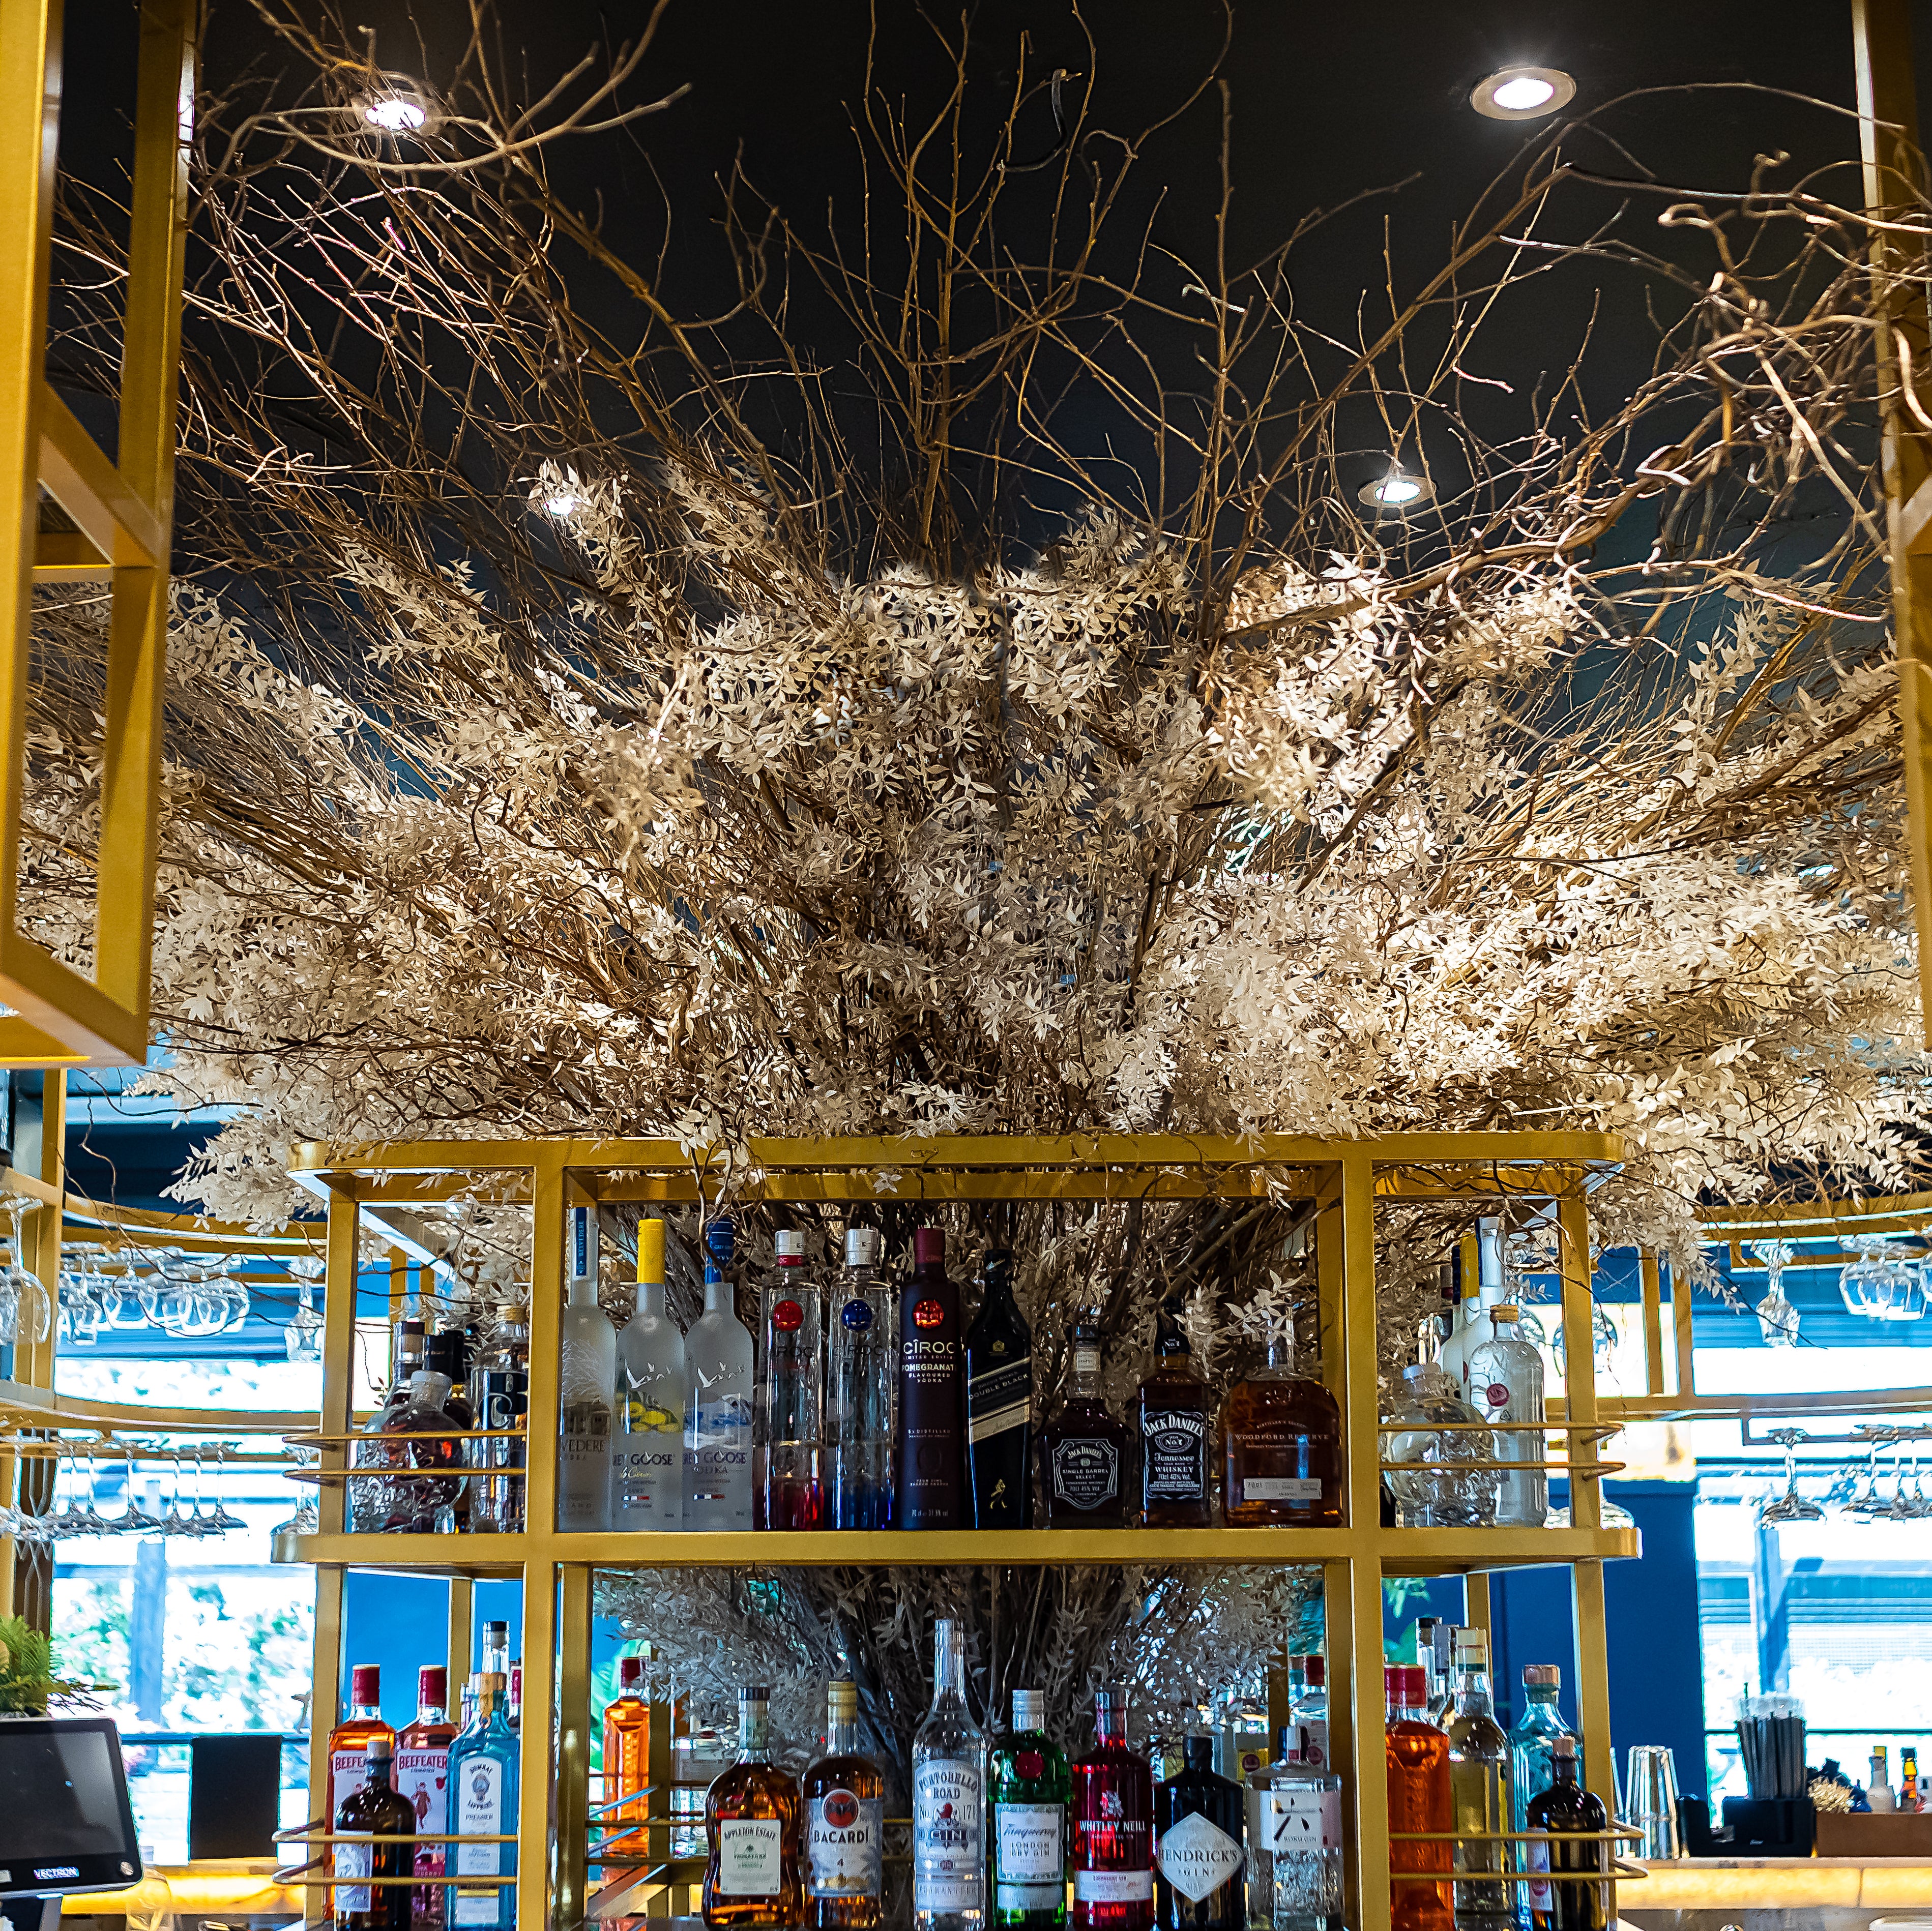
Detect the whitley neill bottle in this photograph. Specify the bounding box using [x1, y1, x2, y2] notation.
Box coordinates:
[966, 1249, 1034, 1528]
[897, 1227, 965, 1529]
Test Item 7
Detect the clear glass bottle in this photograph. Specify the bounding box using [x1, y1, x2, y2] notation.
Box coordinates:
[1213, 1678, 1270, 1787]
[914, 1617, 986, 1931]
[447, 1670, 519, 1931]
[1073, 1688, 1154, 1931]
[1438, 1222, 1503, 1394]
[472, 1305, 530, 1534]
[1043, 1324, 1131, 1528]
[828, 1227, 897, 1529]
[1424, 1625, 1457, 1728]
[1253, 1742, 1341, 1931]
[686, 1216, 755, 1531]
[1446, 1631, 1511, 1931]
[354, 1321, 425, 1530]
[991, 1687, 1070, 1930]
[1288, 1658, 1328, 1773]
[1464, 1305, 1546, 1528]
[1507, 1667, 1573, 1849]
[378, 1369, 466, 1532]
[613, 1218, 686, 1529]
[1385, 1665, 1451, 1931]
[758, 1230, 824, 1530]
[559, 1205, 617, 1531]
[1220, 1328, 1343, 1527]
[803, 1678, 886, 1931]
[1382, 1360, 1498, 1528]
[1154, 1732, 1245, 1931]
[704, 1684, 804, 1931]
[396, 1665, 458, 1931]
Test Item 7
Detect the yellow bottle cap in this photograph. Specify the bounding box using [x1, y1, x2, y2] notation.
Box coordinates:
[636, 1218, 665, 1285]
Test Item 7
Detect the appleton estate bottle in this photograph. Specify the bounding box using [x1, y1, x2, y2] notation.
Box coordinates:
[704, 1684, 804, 1930]
[897, 1227, 965, 1529]
[1220, 1326, 1343, 1528]
[1072, 1687, 1154, 1931]
[1042, 1325, 1130, 1528]
[1134, 1314, 1211, 1527]
[965, 1249, 1034, 1528]
[334, 1737, 416, 1931]
[802, 1678, 885, 1930]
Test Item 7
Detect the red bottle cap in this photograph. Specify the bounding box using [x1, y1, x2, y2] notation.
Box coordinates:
[1384, 1663, 1426, 1703]
[418, 1665, 447, 1706]
[913, 1227, 945, 1267]
[1305, 1655, 1325, 1688]
[352, 1665, 380, 1705]
[619, 1655, 646, 1690]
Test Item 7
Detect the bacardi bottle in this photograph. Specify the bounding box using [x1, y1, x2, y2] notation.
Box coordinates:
[559, 1205, 617, 1530]
[1445, 1631, 1511, 1931]
[447, 1670, 519, 1931]
[897, 1229, 965, 1530]
[1153, 1735, 1245, 1931]
[395, 1665, 458, 1931]
[704, 1685, 804, 1931]
[1042, 1326, 1130, 1529]
[613, 1217, 686, 1529]
[1523, 1739, 1607, 1931]
[687, 1217, 755, 1531]
[334, 1737, 416, 1931]
[803, 1679, 885, 1930]
[1385, 1666, 1451, 1931]
[1134, 1314, 1211, 1528]
[1072, 1688, 1153, 1931]
[913, 1617, 986, 1931]
[991, 1688, 1070, 1929]
[758, 1230, 825, 1530]
[829, 1228, 896, 1528]
[965, 1249, 1034, 1528]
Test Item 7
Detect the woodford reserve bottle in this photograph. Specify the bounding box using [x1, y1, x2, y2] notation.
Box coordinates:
[704, 1685, 804, 1931]
[990, 1688, 1071, 1929]
[914, 1618, 986, 1931]
[965, 1249, 1034, 1528]
[1134, 1313, 1211, 1527]
[1042, 1325, 1130, 1528]
[897, 1228, 965, 1529]
[802, 1679, 885, 1931]
[1072, 1687, 1154, 1931]
[1220, 1323, 1343, 1528]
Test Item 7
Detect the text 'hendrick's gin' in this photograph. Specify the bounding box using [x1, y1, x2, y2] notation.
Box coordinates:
[896, 1227, 964, 1529]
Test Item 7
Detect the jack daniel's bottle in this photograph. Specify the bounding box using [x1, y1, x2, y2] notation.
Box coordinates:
[897, 1227, 965, 1529]
[1042, 1325, 1129, 1528]
[965, 1249, 1034, 1527]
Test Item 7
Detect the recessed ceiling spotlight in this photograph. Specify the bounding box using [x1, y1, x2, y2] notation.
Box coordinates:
[1358, 471, 1433, 512]
[359, 90, 430, 134]
[1470, 65, 1575, 122]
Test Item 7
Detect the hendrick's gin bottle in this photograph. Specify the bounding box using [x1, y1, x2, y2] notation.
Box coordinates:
[966, 1248, 1034, 1527]
[896, 1226, 965, 1528]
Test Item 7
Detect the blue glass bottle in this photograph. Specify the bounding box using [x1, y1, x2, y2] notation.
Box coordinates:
[1506, 1666, 1572, 1930]
[448, 1669, 520, 1930]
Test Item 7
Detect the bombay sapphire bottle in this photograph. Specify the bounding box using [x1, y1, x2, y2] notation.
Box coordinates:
[446, 1669, 519, 1931]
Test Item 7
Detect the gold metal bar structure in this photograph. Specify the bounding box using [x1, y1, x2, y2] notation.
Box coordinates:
[1640, 1251, 1666, 1398]
[449, 1577, 474, 1705]
[555, 1563, 594, 1926]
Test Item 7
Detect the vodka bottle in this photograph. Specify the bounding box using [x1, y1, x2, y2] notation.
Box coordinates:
[914, 1617, 986, 1931]
[1438, 1221, 1504, 1395]
[613, 1216, 686, 1529]
[447, 1671, 519, 1931]
[1446, 1631, 1511, 1931]
[828, 1228, 897, 1528]
[758, 1230, 824, 1529]
[559, 1205, 617, 1530]
[1465, 1305, 1547, 1527]
[686, 1217, 755, 1530]
[898, 1228, 966, 1528]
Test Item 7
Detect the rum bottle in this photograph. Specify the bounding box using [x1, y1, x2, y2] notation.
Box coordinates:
[704, 1684, 804, 1930]
[897, 1228, 965, 1530]
[603, 1654, 653, 1884]
[1523, 1739, 1607, 1931]
[913, 1617, 986, 1931]
[758, 1230, 825, 1530]
[1220, 1327, 1342, 1528]
[828, 1227, 896, 1529]
[991, 1688, 1070, 1930]
[965, 1249, 1034, 1528]
[1042, 1325, 1130, 1528]
[395, 1665, 458, 1931]
[559, 1205, 617, 1530]
[1445, 1632, 1511, 1931]
[1153, 1734, 1245, 1931]
[1134, 1314, 1211, 1527]
[1072, 1687, 1153, 1931]
[334, 1737, 416, 1931]
[613, 1217, 686, 1529]
[328, 1666, 397, 1867]
[1385, 1665, 1451, 1931]
[687, 1217, 755, 1530]
[447, 1670, 519, 1931]
[802, 1678, 885, 1930]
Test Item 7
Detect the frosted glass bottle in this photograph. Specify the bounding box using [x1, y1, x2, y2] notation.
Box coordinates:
[612, 1216, 686, 1529]
[558, 1206, 616, 1530]
[1464, 1305, 1546, 1527]
[685, 1216, 755, 1531]
[1438, 1220, 1503, 1395]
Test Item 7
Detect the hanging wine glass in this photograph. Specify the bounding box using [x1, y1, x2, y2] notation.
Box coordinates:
[3, 1200, 48, 1346]
[1876, 1244, 1925, 1323]
[1843, 1429, 1892, 1517]
[1753, 1239, 1800, 1347]
[1760, 1429, 1824, 1523]
[205, 1442, 248, 1532]
[102, 1445, 163, 1534]
[285, 1260, 324, 1363]
[1840, 1234, 1899, 1319]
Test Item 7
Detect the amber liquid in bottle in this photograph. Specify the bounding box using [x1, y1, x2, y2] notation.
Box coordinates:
[1220, 1332, 1343, 1527]
[603, 1655, 653, 1886]
[334, 1739, 416, 1931]
[801, 1679, 886, 1931]
[704, 1686, 804, 1931]
[328, 1665, 397, 1912]
[1133, 1316, 1211, 1528]
[1385, 1667, 1452, 1931]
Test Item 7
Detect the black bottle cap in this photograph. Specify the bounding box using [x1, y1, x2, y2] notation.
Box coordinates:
[1182, 1733, 1214, 1770]
[983, 1248, 1013, 1290]
[1156, 1308, 1190, 1356]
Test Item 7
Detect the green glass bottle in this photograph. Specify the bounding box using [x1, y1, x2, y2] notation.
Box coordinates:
[992, 1688, 1072, 1929]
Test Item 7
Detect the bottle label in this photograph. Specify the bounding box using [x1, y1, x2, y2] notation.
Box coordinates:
[914, 1758, 984, 1910]
[806, 1788, 884, 1897]
[1525, 1839, 1552, 1913]
[1073, 1869, 1153, 1903]
[994, 1801, 1065, 1887]
[687, 1395, 753, 1514]
[1157, 1809, 1245, 1902]
[453, 1754, 506, 1927]
[1289, 1719, 1329, 1769]
[1049, 1436, 1120, 1511]
[332, 1746, 385, 1818]
[1242, 1476, 1323, 1502]
[1266, 1783, 1327, 1847]
[396, 1743, 450, 1877]
[612, 1415, 683, 1526]
[1140, 1407, 1207, 1498]
[335, 1840, 373, 1914]
[559, 1402, 612, 1525]
[717, 1818, 784, 1896]
[967, 1354, 1033, 1444]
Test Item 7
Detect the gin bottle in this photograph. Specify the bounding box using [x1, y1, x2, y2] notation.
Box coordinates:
[558, 1206, 616, 1530]
[686, 1216, 755, 1531]
[914, 1617, 986, 1931]
[1445, 1631, 1511, 1931]
[1507, 1668, 1573, 1844]
[396, 1665, 458, 1931]
[991, 1687, 1070, 1929]
[828, 1228, 897, 1528]
[1523, 1740, 1607, 1931]
[1252, 1742, 1341, 1931]
[1153, 1734, 1245, 1931]
[447, 1670, 519, 1931]
[1385, 1666, 1451, 1931]
[333, 1738, 416, 1931]
[1072, 1687, 1153, 1931]
[1465, 1305, 1546, 1527]
[758, 1230, 824, 1529]
[613, 1217, 686, 1529]
[966, 1249, 1035, 1528]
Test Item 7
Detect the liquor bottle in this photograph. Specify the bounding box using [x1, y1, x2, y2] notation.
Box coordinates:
[1072, 1687, 1153, 1931]
[481, 1621, 510, 1679]
[603, 1654, 653, 1881]
[1464, 1306, 1546, 1527]
[447, 1670, 519, 1931]
[828, 1228, 897, 1529]
[396, 1665, 458, 1931]
[1220, 1326, 1343, 1528]
[758, 1230, 825, 1530]
[1212, 1680, 1269, 1787]
[1424, 1625, 1458, 1727]
[1523, 1739, 1607, 1931]
[354, 1320, 426, 1530]
[1506, 1669, 1572, 1839]
[1154, 1734, 1245, 1931]
[1287, 1658, 1328, 1773]
[898, 1228, 966, 1530]
[508, 1661, 522, 1733]
[1135, 1313, 1211, 1528]
[560, 1205, 617, 1531]
[334, 1737, 416, 1931]
[613, 1217, 686, 1529]
[1907, 1745, 1923, 1809]
[1251, 1741, 1342, 1931]
[473, 1305, 530, 1533]
[1042, 1325, 1131, 1528]
[914, 1617, 986, 1931]
[1446, 1631, 1511, 1931]
[802, 1678, 885, 1930]
[687, 1217, 755, 1531]
[705, 1684, 804, 1930]
[379, 1369, 467, 1532]
[1438, 1222, 1503, 1394]
[1385, 1665, 1451, 1931]
[991, 1687, 1070, 1930]
[329, 1666, 397, 1859]
[1381, 1358, 1498, 1528]
[965, 1249, 1034, 1529]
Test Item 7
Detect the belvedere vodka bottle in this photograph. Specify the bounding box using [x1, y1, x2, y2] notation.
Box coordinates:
[558, 1205, 616, 1530]
[914, 1617, 987, 1931]
[613, 1216, 686, 1529]
[686, 1216, 755, 1530]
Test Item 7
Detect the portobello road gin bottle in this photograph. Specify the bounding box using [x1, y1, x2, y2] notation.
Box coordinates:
[914, 1618, 986, 1931]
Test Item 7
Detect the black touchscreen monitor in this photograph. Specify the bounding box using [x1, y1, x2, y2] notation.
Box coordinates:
[0, 1719, 142, 1895]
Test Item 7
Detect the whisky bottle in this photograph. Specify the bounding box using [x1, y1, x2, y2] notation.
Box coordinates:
[758, 1230, 825, 1530]
[1219, 1327, 1343, 1528]
[1523, 1739, 1607, 1931]
[1154, 1735, 1245, 1931]
[704, 1685, 804, 1930]
[1072, 1687, 1153, 1931]
[1385, 1666, 1451, 1931]
[990, 1688, 1070, 1929]
[802, 1679, 885, 1930]
[828, 1228, 897, 1528]
[897, 1228, 965, 1530]
[914, 1617, 986, 1931]
[1134, 1314, 1210, 1528]
[1042, 1326, 1130, 1529]
[965, 1249, 1034, 1527]
[334, 1737, 416, 1931]
[395, 1665, 458, 1931]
